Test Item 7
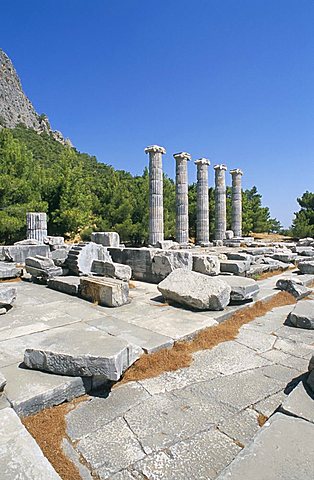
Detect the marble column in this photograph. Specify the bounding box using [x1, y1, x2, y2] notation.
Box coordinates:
[174, 152, 191, 244]
[145, 145, 166, 246]
[26, 212, 47, 243]
[230, 168, 243, 237]
[214, 164, 227, 240]
[195, 158, 210, 245]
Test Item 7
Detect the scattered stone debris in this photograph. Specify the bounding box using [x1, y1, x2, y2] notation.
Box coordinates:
[287, 300, 314, 329]
[66, 242, 111, 275]
[0, 285, 17, 311]
[80, 276, 129, 307]
[276, 277, 312, 300]
[25, 255, 63, 282]
[298, 260, 314, 274]
[91, 231, 120, 247]
[91, 260, 132, 281]
[158, 269, 231, 310]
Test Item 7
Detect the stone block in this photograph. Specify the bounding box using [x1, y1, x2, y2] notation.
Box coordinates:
[44, 236, 65, 248]
[91, 260, 131, 281]
[25, 255, 54, 269]
[226, 252, 253, 262]
[217, 275, 259, 301]
[66, 242, 112, 275]
[225, 229, 234, 239]
[295, 246, 314, 256]
[24, 324, 141, 381]
[91, 232, 120, 247]
[297, 238, 314, 246]
[270, 251, 297, 263]
[192, 254, 220, 276]
[0, 244, 50, 263]
[152, 251, 193, 280]
[155, 240, 177, 249]
[51, 246, 71, 266]
[281, 382, 314, 423]
[219, 259, 250, 276]
[0, 261, 22, 279]
[298, 260, 314, 274]
[0, 408, 61, 479]
[216, 413, 314, 480]
[244, 247, 275, 256]
[0, 286, 17, 308]
[80, 276, 129, 307]
[276, 277, 311, 299]
[47, 276, 80, 296]
[288, 300, 314, 329]
[158, 269, 231, 310]
[25, 256, 63, 281]
[108, 247, 158, 282]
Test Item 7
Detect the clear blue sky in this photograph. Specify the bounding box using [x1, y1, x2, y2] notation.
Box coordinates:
[2, 0, 314, 227]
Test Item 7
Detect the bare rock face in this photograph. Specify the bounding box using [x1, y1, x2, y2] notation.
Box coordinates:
[0, 48, 70, 145]
[157, 269, 231, 311]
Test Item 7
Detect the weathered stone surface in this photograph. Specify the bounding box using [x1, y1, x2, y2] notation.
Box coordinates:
[281, 382, 314, 423]
[158, 269, 231, 310]
[66, 382, 150, 441]
[0, 244, 50, 263]
[218, 408, 260, 446]
[174, 152, 191, 244]
[1, 363, 89, 416]
[0, 286, 17, 308]
[91, 232, 120, 247]
[146, 145, 166, 246]
[66, 242, 111, 275]
[270, 251, 297, 263]
[14, 238, 41, 245]
[77, 416, 145, 478]
[307, 370, 314, 391]
[276, 277, 312, 299]
[192, 254, 220, 276]
[25, 256, 63, 280]
[214, 164, 227, 241]
[226, 252, 253, 262]
[0, 371, 6, 392]
[219, 259, 250, 276]
[132, 429, 241, 480]
[51, 247, 71, 266]
[26, 212, 47, 243]
[91, 260, 131, 281]
[217, 275, 259, 301]
[298, 260, 314, 274]
[44, 236, 65, 249]
[23, 324, 141, 380]
[298, 237, 314, 246]
[295, 246, 314, 256]
[152, 251, 193, 279]
[156, 240, 177, 249]
[87, 316, 174, 354]
[0, 408, 61, 479]
[80, 276, 129, 307]
[309, 354, 314, 371]
[288, 300, 314, 329]
[108, 247, 158, 282]
[217, 413, 314, 480]
[47, 276, 80, 296]
[0, 261, 22, 279]
[244, 247, 276, 256]
[195, 158, 211, 244]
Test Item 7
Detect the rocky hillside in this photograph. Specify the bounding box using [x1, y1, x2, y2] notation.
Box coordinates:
[0, 48, 71, 145]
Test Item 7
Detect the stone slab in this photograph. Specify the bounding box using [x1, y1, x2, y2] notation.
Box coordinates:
[47, 276, 80, 296]
[218, 408, 260, 446]
[217, 275, 259, 301]
[288, 300, 314, 329]
[23, 323, 142, 380]
[281, 381, 314, 423]
[80, 276, 129, 307]
[66, 382, 150, 441]
[77, 416, 145, 477]
[1, 363, 90, 416]
[0, 407, 61, 479]
[0, 262, 22, 279]
[216, 413, 314, 480]
[86, 316, 174, 353]
[0, 244, 50, 263]
[132, 429, 241, 480]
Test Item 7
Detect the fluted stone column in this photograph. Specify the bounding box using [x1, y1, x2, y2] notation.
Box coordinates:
[230, 168, 243, 237]
[26, 212, 47, 243]
[174, 152, 191, 244]
[195, 158, 210, 245]
[145, 145, 166, 246]
[214, 164, 227, 240]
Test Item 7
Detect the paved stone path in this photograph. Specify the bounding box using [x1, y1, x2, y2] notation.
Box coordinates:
[65, 301, 314, 479]
[0, 274, 313, 479]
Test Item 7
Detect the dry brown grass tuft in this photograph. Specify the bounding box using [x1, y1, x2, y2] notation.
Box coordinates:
[0, 277, 22, 283]
[121, 291, 296, 384]
[22, 396, 88, 480]
[257, 413, 268, 427]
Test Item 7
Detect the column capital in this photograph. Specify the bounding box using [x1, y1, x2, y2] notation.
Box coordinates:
[145, 145, 166, 154]
[230, 168, 243, 176]
[214, 164, 227, 171]
[194, 157, 210, 166]
[173, 151, 191, 161]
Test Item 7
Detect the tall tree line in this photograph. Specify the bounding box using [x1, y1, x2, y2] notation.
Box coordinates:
[0, 126, 289, 244]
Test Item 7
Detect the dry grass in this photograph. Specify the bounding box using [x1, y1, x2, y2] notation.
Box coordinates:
[22, 396, 89, 480]
[121, 291, 296, 384]
[252, 233, 292, 242]
[0, 277, 22, 283]
[257, 413, 268, 427]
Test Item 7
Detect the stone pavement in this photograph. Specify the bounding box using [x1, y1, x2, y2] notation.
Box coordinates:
[64, 300, 314, 479]
[0, 272, 313, 478]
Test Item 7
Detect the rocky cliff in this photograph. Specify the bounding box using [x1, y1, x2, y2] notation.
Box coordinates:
[0, 48, 71, 146]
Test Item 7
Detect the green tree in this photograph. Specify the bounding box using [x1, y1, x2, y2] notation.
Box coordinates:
[291, 191, 314, 238]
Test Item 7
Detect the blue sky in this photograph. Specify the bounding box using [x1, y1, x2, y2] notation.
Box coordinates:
[1, 0, 314, 227]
